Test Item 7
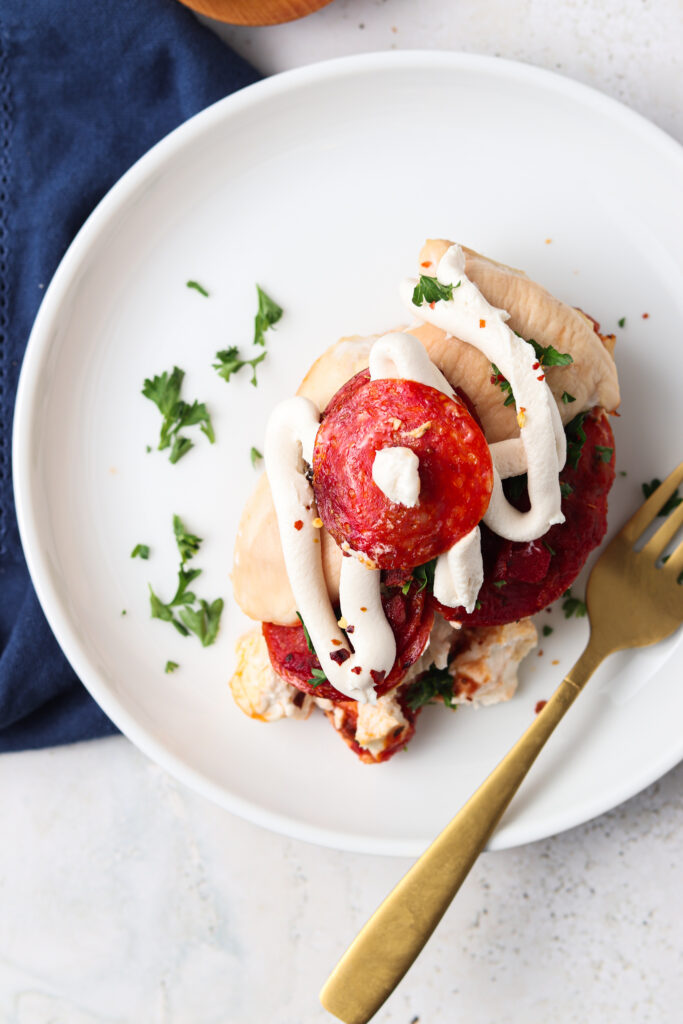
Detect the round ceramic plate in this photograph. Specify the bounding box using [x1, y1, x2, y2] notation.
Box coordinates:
[13, 52, 683, 856]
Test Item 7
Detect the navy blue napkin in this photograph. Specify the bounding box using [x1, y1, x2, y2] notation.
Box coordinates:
[0, 0, 260, 752]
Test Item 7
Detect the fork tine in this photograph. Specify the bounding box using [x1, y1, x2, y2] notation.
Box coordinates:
[621, 462, 683, 545]
[641, 497, 683, 561]
[663, 538, 683, 580]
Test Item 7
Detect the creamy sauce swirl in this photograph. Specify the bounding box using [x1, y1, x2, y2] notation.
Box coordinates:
[264, 243, 567, 695]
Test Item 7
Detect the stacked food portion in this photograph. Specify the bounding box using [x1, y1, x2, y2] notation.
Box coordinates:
[229, 240, 619, 762]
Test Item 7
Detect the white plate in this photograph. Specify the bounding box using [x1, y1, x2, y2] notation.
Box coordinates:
[13, 52, 683, 856]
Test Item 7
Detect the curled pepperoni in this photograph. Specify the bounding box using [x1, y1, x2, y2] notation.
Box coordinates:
[312, 371, 493, 569]
[433, 410, 616, 626]
[262, 581, 434, 701]
[321, 695, 419, 764]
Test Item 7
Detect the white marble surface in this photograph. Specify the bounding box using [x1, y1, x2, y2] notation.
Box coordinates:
[4, 3, 683, 1022]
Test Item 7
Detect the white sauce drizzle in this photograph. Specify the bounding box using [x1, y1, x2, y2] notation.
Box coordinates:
[265, 243, 567, 698]
[401, 244, 566, 543]
[372, 447, 420, 507]
[264, 397, 394, 703]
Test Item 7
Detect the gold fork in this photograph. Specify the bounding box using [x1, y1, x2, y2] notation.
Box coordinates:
[320, 463, 683, 1024]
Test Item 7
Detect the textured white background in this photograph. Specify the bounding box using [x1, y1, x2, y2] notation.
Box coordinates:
[3, 2, 683, 1022]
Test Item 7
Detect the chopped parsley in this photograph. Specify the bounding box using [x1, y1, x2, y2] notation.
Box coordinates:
[543, 540, 556, 556]
[618, 317, 626, 328]
[213, 346, 266, 387]
[565, 411, 588, 470]
[404, 663, 457, 711]
[641, 478, 683, 516]
[148, 516, 223, 646]
[411, 275, 458, 307]
[491, 363, 516, 406]
[131, 544, 150, 560]
[562, 588, 587, 619]
[186, 280, 209, 297]
[296, 611, 315, 653]
[307, 668, 328, 688]
[542, 625, 554, 637]
[250, 446, 263, 468]
[165, 661, 179, 673]
[402, 558, 438, 595]
[142, 366, 215, 463]
[490, 339, 573, 408]
[173, 514, 201, 563]
[528, 339, 574, 367]
[253, 286, 283, 347]
[594, 445, 613, 464]
[560, 481, 574, 498]
[493, 580, 507, 589]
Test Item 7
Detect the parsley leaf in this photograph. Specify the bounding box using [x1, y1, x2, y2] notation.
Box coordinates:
[528, 339, 574, 367]
[561, 588, 587, 619]
[307, 668, 328, 688]
[296, 611, 315, 653]
[404, 664, 457, 711]
[131, 544, 150, 560]
[411, 276, 457, 307]
[253, 286, 283, 347]
[179, 598, 224, 648]
[148, 518, 223, 645]
[213, 346, 266, 387]
[491, 363, 516, 406]
[618, 317, 626, 328]
[560, 481, 574, 498]
[594, 445, 613, 464]
[165, 660, 179, 673]
[641, 478, 683, 516]
[250, 446, 263, 468]
[561, 391, 576, 404]
[173, 515, 202, 563]
[186, 280, 209, 297]
[565, 411, 588, 470]
[142, 366, 215, 463]
[542, 625, 553, 637]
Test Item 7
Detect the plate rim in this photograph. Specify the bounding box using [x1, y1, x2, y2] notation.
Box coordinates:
[12, 50, 683, 856]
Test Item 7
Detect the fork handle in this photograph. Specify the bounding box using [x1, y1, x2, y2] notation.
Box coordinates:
[319, 638, 608, 1024]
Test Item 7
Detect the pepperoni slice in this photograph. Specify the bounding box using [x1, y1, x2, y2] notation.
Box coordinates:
[312, 371, 493, 569]
[321, 695, 419, 763]
[433, 409, 616, 626]
[262, 580, 434, 701]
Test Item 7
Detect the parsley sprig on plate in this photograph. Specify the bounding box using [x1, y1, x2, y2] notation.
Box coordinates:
[214, 285, 282, 388]
[148, 515, 223, 646]
[142, 366, 215, 463]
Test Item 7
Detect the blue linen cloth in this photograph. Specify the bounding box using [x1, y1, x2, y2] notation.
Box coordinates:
[0, 0, 260, 751]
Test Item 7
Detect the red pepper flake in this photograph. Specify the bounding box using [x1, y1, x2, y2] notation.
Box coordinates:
[532, 361, 540, 370]
[551, 659, 560, 666]
[370, 669, 386, 686]
[346, 624, 355, 634]
[537, 374, 545, 381]
[535, 699, 548, 714]
[429, 301, 436, 309]
[331, 638, 342, 646]
[351, 666, 362, 675]
[642, 312, 650, 319]
[294, 520, 303, 531]
[330, 649, 350, 665]
[538, 649, 544, 657]
[421, 260, 432, 268]
[360, 606, 367, 613]
[479, 318, 486, 328]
